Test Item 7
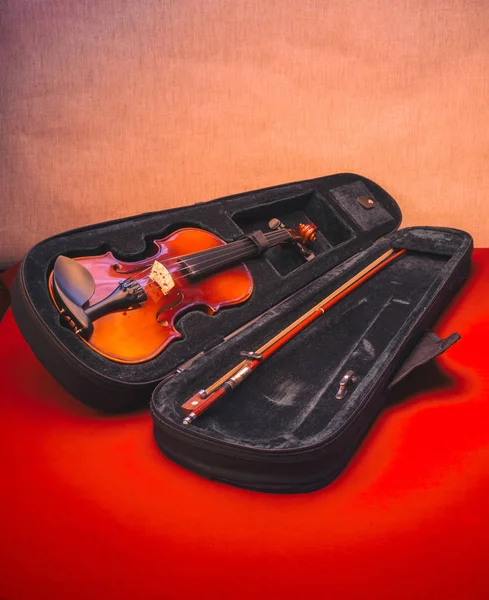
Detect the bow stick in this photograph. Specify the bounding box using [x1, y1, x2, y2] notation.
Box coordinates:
[181, 248, 406, 425]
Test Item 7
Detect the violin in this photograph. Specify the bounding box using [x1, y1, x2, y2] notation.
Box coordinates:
[49, 219, 317, 364]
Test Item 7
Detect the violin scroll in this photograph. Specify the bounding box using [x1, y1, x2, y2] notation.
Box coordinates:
[268, 218, 318, 261]
[297, 223, 318, 245]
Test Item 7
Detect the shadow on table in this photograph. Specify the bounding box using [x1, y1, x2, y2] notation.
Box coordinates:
[385, 360, 460, 407]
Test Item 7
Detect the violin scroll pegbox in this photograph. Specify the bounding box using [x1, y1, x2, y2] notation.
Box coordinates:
[269, 218, 317, 261]
[297, 223, 318, 245]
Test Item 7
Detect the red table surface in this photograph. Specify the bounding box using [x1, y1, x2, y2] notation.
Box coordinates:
[1, 251, 489, 600]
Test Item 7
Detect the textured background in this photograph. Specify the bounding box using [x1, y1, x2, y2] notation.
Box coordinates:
[1, 0, 488, 268]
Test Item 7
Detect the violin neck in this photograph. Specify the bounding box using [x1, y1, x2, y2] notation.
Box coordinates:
[179, 228, 292, 279]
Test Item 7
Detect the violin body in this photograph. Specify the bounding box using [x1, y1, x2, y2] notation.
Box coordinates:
[49, 228, 253, 364]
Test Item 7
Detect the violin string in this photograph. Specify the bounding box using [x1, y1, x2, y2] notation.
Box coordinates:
[104, 229, 293, 351]
[122, 229, 289, 274]
[145, 236, 284, 285]
[115, 230, 291, 283]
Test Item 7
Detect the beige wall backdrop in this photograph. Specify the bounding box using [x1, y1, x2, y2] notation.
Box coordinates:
[1, 0, 488, 268]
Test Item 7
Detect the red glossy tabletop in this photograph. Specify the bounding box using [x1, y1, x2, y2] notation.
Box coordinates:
[1, 251, 489, 600]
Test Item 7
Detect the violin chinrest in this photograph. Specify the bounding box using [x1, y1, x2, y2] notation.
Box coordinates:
[52, 256, 95, 338]
[53, 255, 96, 306]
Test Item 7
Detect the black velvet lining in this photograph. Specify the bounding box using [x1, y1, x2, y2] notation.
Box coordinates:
[392, 228, 463, 256]
[153, 226, 472, 451]
[18, 173, 402, 384]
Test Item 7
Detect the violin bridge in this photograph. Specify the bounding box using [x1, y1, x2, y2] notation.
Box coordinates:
[149, 260, 175, 295]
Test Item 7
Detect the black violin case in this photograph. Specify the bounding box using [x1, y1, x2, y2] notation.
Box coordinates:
[11, 173, 473, 493]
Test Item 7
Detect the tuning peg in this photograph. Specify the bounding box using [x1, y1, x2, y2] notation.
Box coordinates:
[268, 218, 285, 231]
